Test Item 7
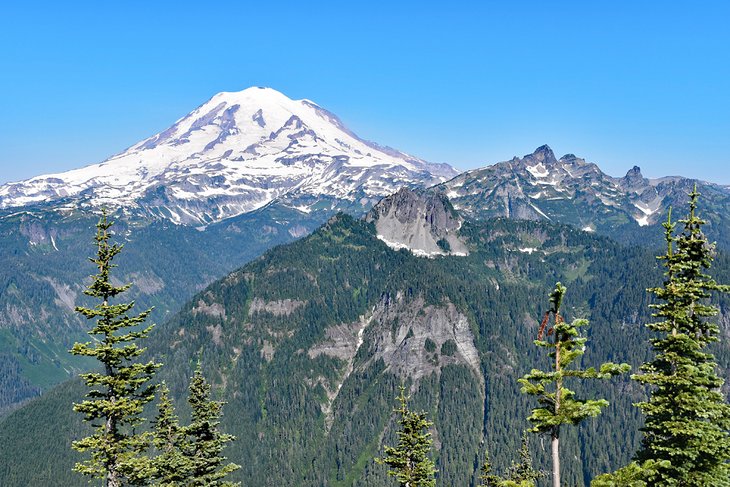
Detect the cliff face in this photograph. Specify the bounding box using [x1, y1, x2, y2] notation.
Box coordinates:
[366, 187, 469, 257]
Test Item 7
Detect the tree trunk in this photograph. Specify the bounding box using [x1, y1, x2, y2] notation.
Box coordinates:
[552, 429, 560, 487]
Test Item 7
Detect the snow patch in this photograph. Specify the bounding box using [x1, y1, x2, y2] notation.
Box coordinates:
[377, 234, 441, 258]
[529, 203, 551, 220]
[526, 163, 549, 178]
[634, 201, 659, 226]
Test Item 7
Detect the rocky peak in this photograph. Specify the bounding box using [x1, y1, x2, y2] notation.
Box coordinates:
[366, 188, 468, 257]
[527, 145, 558, 165]
[620, 165, 648, 191]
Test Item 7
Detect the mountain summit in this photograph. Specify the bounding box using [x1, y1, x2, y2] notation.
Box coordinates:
[365, 188, 468, 257]
[0, 87, 457, 224]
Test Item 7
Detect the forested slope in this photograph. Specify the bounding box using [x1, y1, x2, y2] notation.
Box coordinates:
[2, 214, 728, 486]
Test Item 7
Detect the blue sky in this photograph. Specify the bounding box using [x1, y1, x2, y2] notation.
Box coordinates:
[1, 1, 729, 184]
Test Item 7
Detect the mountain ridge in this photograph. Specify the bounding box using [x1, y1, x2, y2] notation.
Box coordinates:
[438, 145, 730, 248]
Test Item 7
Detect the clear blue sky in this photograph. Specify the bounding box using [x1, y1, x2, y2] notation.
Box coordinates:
[1, 1, 729, 184]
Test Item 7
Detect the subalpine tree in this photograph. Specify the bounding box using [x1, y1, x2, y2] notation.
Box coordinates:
[519, 283, 629, 487]
[185, 363, 240, 486]
[376, 385, 437, 487]
[70, 210, 161, 486]
[151, 382, 191, 486]
[480, 433, 544, 487]
[632, 187, 730, 485]
[479, 450, 504, 487]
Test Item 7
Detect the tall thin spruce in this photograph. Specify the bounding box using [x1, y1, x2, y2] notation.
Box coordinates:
[519, 283, 629, 487]
[185, 362, 241, 486]
[151, 382, 190, 486]
[631, 187, 730, 485]
[70, 210, 161, 486]
[376, 385, 437, 487]
[480, 432, 545, 487]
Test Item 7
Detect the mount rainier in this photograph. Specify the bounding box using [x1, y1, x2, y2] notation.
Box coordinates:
[0, 87, 456, 224]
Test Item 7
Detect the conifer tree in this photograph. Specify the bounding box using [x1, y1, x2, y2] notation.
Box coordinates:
[591, 459, 668, 486]
[479, 450, 504, 487]
[151, 383, 191, 486]
[377, 385, 437, 487]
[185, 363, 240, 487]
[631, 187, 730, 485]
[519, 283, 629, 487]
[70, 210, 161, 486]
[480, 433, 544, 487]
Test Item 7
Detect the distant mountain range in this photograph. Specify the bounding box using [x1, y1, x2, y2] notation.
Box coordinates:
[439, 144, 730, 248]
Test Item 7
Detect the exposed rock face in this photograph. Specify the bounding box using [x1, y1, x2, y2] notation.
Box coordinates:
[192, 299, 226, 318]
[363, 294, 482, 383]
[306, 292, 483, 426]
[248, 297, 305, 317]
[620, 165, 648, 191]
[365, 188, 469, 257]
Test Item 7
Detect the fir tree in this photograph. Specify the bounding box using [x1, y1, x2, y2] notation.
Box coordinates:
[591, 459, 669, 486]
[479, 450, 505, 487]
[377, 385, 437, 487]
[632, 187, 730, 485]
[481, 433, 544, 487]
[70, 210, 161, 486]
[519, 283, 630, 487]
[503, 433, 544, 486]
[185, 363, 240, 487]
[151, 382, 191, 486]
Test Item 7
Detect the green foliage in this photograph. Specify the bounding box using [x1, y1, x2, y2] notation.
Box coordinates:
[0, 201, 324, 414]
[519, 283, 630, 431]
[591, 460, 671, 486]
[4, 215, 730, 486]
[377, 386, 436, 487]
[479, 449, 504, 486]
[439, 339, 456, 356]
[185, 363, 240, 486]
[480, 433, 544, 487]
[632, 188, 730, 485]
[69, 211, 161, 486]
[151, 383, 190, 486]
[519, 282, 630, 485]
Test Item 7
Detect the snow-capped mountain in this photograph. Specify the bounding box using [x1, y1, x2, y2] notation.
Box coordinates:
[438, 145, 730, 247]
[0, 87, 457, 224]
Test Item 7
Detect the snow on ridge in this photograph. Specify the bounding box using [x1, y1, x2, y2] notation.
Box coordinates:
[633, 200, 661, 226]
[526, 163, 549, 178]
[377, 234, 442, 258]
[634, 201, 659, 216]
